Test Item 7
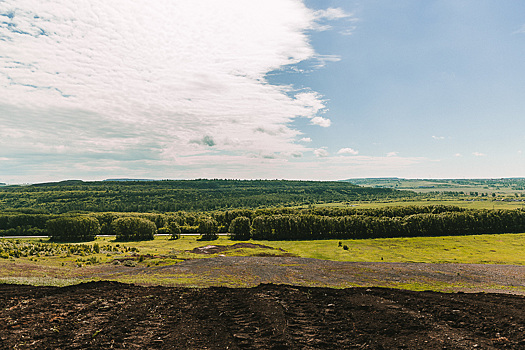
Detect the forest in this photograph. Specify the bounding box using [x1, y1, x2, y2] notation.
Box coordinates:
[0, 179, 413, 213]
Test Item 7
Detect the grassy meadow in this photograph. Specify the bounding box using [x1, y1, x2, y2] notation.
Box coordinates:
[1, 233, 524, 289]
[2, 233, 525, 265]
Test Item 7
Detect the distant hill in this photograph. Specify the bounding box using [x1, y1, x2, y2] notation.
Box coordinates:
[103, 178, 156, 182]
[0, 179, 414, 213]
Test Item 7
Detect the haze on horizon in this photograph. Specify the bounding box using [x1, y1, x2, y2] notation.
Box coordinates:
[1, 0, 525, 184]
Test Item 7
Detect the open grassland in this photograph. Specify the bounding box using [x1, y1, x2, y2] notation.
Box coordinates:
[0, 233, 524, 293]
[266, 233, 525, 265]
[1, 233, 525, 265]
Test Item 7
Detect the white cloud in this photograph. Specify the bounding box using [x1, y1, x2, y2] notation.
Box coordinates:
[0, 0, 345, 181]
[299, 137, 312, 143]
[293, 91, 327, 115]
[312, 54, 341, 68]
[432, 136, 445, 140]
[386, 151, 398, 157]
[337, 148, 358, 155]
[314, 8, 352, 21]
[339, 27, 358, 36]
[473, 152, 486, 157]
[310, 116, 332, 127]
[454, 153, 462, 157]
[314, 148, 329, 157]
[313, 7, 357, 35]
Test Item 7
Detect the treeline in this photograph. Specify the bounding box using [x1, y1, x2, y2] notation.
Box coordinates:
[3, 205, 525, 242]
[0, 179, 414, 213]
[248, 210, 525, 240]
[0, 205, 460, 237]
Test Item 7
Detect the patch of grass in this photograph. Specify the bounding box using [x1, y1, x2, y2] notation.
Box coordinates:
[256, 233, 525, 265]
[0, 276, 83, 287]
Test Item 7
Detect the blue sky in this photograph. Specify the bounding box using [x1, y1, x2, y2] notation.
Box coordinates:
[1, 0, 525, 183]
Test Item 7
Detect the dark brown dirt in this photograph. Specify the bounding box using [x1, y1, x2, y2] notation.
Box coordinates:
[1, 281, 525, 349]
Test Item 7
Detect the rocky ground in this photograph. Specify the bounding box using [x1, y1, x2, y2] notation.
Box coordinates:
[1, 280, 525, 349]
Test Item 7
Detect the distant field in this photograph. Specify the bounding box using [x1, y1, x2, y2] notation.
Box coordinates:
[344, 178, 525, 196]
[304, 198, 525, 210]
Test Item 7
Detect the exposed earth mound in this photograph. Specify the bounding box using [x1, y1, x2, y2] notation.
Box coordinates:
[1, 281, 524, 349]
[187, 242, 292, 256]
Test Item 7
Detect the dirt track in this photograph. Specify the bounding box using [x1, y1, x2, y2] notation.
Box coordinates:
[1, 281, 525, 349]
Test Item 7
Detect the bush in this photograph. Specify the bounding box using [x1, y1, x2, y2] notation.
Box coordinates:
[229, 216, 251, 240]
[198, 218, 218, 241]
[47, 216, 100, 242]
[112, 217, 156, 241]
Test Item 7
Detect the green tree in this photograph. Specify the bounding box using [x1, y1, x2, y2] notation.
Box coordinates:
[198, 218, 218, 240]
[229, 216, 251, 240]
[168, 221, 181, 240]
[112, 217, 156, 241]
[47, 216, 100, 242]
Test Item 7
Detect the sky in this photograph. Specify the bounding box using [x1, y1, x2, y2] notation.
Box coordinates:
[1, 0, 525, 184]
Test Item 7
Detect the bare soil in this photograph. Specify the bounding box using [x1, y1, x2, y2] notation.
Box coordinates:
[1, 281, 525, 349]
[77, 256, 525, 293]
[187, 242, 292, 255]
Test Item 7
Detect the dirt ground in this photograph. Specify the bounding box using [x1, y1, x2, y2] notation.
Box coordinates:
[1, 281, 525, 349]
[74, 256, 525, 294]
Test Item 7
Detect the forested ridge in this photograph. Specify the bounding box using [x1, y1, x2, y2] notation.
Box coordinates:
[0, 179, 412, 213]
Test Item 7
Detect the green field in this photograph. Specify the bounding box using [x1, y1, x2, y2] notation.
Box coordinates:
[3, 233, 525, 265]
[270, 234, 525, 265]
[1, 233, 524, 289]
[344, 177, 525, 196]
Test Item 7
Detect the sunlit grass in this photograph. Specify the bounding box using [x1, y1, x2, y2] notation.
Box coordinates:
[257, 233, 525, 265]
[0, 276, 83, 287]
[3, 233, 525, 265]
[1, 233, 525, 290]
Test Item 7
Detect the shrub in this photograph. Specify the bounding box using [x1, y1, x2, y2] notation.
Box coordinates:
[47, 216, 100, 242]
[229, 216, 251, 240]
[198, 218, 218, 241]
[123, 259, 137, 267]
[112, 217, 156, 241]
